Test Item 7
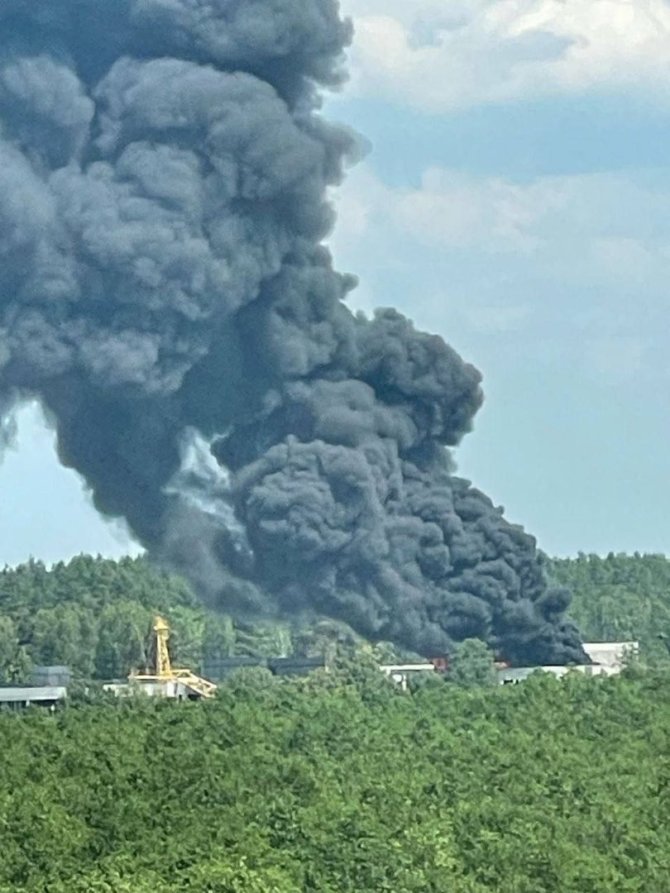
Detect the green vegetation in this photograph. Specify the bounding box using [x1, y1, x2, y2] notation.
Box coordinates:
[1, 552, 670, 889]
[0, 556, 366, 683]
[0, 668, 669, 891]
[0, 555, 212, 682]
[547, 552, 670, 664]
[2, 551, 670, 683]
[448, 638, 497, 687]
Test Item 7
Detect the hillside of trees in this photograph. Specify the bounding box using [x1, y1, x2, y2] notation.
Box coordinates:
[0, 555, 381, 684]
[1, 553, 670, 890]
[546, 552, 670, 665]
[1, 551, 670, 682]
[0, 667, 668, 892]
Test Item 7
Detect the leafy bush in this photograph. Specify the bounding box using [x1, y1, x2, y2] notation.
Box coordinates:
[0, 672, 669, 891]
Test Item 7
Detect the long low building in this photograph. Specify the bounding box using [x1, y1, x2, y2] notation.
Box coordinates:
[0, 686, 67, 709]
[583, 641, 639, 672]
[379, 663, 437, 690]
[380, 642, 640, 689]
[497, 641, 639, 685]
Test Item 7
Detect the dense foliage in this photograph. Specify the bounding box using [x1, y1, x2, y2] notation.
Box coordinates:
[0, 668, 669, 892]
[0, 556, 215, 682]
[547, 553, 670, 664]
[2, 551, 670, 683]
[2, 553, 670, 889]
[0, 555, 377, 683]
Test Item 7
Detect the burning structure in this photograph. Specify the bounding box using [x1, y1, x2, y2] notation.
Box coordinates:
[0, 0, 585, 666]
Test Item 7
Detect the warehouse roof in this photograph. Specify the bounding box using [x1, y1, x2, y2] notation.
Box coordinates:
[0, 686, 67, 705]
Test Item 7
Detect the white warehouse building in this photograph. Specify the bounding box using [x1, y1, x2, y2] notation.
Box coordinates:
[496, 641, 639, 685]
[380, 642, 639, 689]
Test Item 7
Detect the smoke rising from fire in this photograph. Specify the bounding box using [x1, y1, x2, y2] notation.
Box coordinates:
[0, 0, 585, 664]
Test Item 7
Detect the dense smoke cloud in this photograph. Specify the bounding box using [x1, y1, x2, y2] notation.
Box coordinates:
[0, 0, 585, 665]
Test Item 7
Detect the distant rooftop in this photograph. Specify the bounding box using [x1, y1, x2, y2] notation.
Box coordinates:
[583, 642, 638, 667]
[0, 686, 67, 706]
[31, 666, 72, 686]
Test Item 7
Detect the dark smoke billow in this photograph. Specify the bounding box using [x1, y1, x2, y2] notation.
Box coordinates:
[0, 0, 585, 665]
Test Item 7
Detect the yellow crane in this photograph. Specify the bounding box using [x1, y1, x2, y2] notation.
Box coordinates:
[131, 615, 218, 699]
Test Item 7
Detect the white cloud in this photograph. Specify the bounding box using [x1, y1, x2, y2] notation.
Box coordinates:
[387, 167, 559, 252]
[328, 162, 669, 383]
[331, 162, 670, 269]
[339, 0, 670, 111]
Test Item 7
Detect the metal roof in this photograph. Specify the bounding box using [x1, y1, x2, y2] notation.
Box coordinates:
[0, 686, 67, 704]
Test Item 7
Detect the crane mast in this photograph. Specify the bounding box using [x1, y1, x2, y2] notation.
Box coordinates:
[130, 614, 217, 699]
[153, 615, 173, 678]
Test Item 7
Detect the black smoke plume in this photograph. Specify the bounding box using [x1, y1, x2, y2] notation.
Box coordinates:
[0, 0, 585, 665]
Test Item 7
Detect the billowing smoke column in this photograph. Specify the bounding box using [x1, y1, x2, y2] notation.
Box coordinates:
[0, 0, 585, 665]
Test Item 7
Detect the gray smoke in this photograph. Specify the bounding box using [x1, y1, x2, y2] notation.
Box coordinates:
[0, 0, 585, 665]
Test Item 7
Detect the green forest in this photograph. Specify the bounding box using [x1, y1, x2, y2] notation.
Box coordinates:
[1, 552, 670, 890]
[2, 551, 670, 683]
[547, 552, 670, 664]
[0, 555, 366, 684]
[0, 667, 669, 892]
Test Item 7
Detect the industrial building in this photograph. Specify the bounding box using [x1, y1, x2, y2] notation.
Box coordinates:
[495, 641, 638, 684]
[0, 632, 639, 707]
[0, 684, 67, 710]
[381, 642, 639, 689]
[0, 665, 71, 710]
[202, 654, 326, 681]
[380, 663, 438, 690]
[104, 615, 217, 700]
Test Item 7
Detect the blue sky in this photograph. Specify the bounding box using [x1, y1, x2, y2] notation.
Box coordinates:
[2, 0, 670, 564]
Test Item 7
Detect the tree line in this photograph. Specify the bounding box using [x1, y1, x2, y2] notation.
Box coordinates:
[0, 555, 385, 683]
[547, 552, 670, 664]
[1, 551, 670, 683]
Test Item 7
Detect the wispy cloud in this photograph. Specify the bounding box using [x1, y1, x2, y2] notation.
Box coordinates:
[329, 162, 668, 384]
[332, 163, 670, 270]
[340, 0, 670, 111]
